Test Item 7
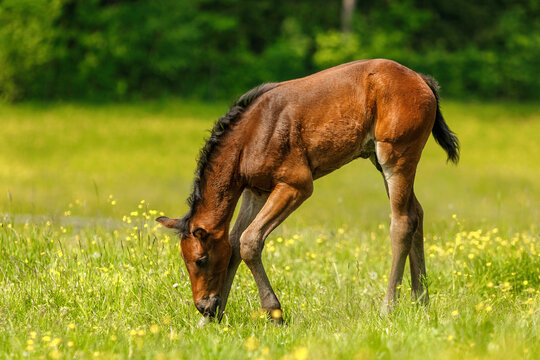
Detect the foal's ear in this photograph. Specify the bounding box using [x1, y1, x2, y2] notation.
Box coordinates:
[192, 227, 209, 241]
[155, 216, 180, 229]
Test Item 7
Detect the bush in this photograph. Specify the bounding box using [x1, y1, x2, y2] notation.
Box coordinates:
[0, 0, 538, 101]
[0, 0, 63, 101]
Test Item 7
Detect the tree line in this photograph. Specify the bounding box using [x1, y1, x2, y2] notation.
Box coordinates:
[0, 0, 538, 102]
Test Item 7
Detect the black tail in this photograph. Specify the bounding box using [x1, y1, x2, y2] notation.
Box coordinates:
[421, 74, 460, 164]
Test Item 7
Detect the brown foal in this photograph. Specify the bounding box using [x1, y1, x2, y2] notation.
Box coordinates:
[157, 59, 459, 323]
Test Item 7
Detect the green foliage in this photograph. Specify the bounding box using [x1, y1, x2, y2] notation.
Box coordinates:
[0, 0, 539, 101]
[0, 0, 63, 101]
[314, 0, 540, 99]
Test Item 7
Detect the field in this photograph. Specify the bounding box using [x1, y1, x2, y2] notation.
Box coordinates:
[0, 100, 539, 359]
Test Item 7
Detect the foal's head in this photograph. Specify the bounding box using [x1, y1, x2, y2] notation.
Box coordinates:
[156, 216, 231, 317]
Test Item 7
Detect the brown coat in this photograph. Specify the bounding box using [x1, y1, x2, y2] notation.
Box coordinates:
[158, 59, 459, 322]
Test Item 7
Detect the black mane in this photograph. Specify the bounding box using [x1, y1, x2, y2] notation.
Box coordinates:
[177, 82, 278, 237]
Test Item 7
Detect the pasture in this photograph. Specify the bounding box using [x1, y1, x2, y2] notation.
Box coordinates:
[0, 100, 539, 359]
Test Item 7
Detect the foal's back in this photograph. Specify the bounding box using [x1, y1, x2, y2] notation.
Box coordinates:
[238, 59, 436, 189]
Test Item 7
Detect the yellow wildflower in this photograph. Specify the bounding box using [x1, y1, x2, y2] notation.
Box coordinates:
[49, 338, 61, 347]
[49, 350, 62, 360]
[271, 309, 282, 320]
[293, 346, 309, 360]
[150, 324, 160, 334]
[244, 336, 260, 351]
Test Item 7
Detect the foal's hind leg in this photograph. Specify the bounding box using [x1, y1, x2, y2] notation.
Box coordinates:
[409, 194, 429, 304]
[240, 181, 312, 322]
[377, 142, 421, 313]
[372, 152, 427, 306]
[218, 189, 268, 321]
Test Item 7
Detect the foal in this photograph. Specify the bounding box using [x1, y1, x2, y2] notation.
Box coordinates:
[157, 59, 459, 322]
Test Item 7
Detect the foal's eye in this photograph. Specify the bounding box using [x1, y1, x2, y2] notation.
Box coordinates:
[195, 256, 209, 268]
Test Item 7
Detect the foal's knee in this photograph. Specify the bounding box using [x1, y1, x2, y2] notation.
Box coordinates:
[228, 245, 242, 269]
[240, 229, 262, 263]
[407, 210, 419, 235]
[393, 212, 418, 233]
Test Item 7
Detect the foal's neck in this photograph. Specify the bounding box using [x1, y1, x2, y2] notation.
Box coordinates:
[191, 143, 243, 235]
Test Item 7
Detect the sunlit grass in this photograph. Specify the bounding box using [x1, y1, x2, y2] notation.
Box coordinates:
[0, 99, 539, 359]
[0, 210, 538, 359]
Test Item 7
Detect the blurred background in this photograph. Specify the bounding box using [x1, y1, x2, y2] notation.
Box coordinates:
[1, 0, 539, 102]
[1, 0, 539, 231]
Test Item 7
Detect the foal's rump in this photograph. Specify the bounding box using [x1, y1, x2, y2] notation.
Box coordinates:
[368, 61, 440, 168]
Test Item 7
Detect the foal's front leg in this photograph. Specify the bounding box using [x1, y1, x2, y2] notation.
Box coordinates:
[218, 190, 267, 321]
[240, 182, 311, 322]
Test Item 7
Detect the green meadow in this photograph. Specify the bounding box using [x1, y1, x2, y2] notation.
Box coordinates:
[0, 100, 539, 359]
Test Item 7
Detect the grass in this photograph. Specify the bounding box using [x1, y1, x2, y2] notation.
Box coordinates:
[0, 99, 539, 359]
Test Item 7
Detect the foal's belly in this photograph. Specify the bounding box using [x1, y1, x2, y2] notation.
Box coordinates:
[304, 119, 375, 179]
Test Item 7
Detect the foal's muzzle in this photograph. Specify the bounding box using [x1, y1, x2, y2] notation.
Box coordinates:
[196, 295, 221, 317]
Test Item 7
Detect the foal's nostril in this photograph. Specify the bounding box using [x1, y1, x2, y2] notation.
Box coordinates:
[196, 303, 205, 314]
[196, 295, 221, 317]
